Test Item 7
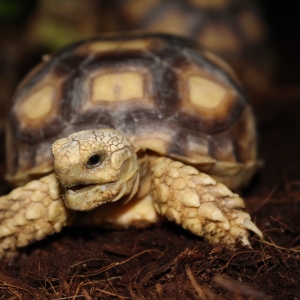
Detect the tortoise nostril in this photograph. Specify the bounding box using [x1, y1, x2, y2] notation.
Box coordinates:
[87, 154, 101, 168]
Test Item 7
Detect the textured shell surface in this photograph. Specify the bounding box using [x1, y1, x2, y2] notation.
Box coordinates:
[6, 33, 257, 186]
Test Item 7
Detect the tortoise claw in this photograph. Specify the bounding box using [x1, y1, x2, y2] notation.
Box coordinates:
[244, 219, 263, 238]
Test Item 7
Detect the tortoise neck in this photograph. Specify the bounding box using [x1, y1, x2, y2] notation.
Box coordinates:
[134, 152, 160, 200]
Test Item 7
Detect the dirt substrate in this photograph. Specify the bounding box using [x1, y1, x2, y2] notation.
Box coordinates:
[0, 91, 300, 299]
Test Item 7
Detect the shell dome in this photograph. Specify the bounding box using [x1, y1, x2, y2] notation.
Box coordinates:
[6, 33, 257, 188]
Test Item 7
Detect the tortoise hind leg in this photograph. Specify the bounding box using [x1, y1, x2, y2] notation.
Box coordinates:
[151, 157, 262, 246]
[0, 173, 68, 258]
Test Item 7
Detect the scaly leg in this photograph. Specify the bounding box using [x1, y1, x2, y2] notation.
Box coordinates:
[151, 157, 262, 246]
[0, 174, 68, 258]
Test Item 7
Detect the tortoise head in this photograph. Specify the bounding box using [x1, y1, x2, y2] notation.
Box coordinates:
[52, 129, 139, 211]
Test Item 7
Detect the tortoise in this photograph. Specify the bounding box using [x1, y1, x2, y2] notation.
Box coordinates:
[0, 33, 262, 258]
[105, 0, 274, 88]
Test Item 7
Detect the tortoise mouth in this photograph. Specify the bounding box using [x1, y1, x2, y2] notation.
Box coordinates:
[67, 183, 95, 192]
[64, 181, 116, 194]
[62, 181, 118, 211]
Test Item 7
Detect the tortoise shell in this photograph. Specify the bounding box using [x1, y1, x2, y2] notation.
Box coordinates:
[105, 0, 273, 87]
[6, 33, 257, 188]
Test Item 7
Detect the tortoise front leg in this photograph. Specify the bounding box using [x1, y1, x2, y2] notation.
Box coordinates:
[151, 157, 262, 246]
[0, 173, 69, 258]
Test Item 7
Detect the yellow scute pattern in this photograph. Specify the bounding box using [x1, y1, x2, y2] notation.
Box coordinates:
[188, 76, 227, 109]
[89, 40, 151, 53]
[91, 72, 144, 102]
[17, 86, 54, 120]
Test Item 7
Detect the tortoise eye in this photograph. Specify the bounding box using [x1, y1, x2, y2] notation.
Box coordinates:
[86, 154, 102, 168]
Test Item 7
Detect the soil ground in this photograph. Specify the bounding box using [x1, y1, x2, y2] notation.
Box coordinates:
[0, 2, 300, 299]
